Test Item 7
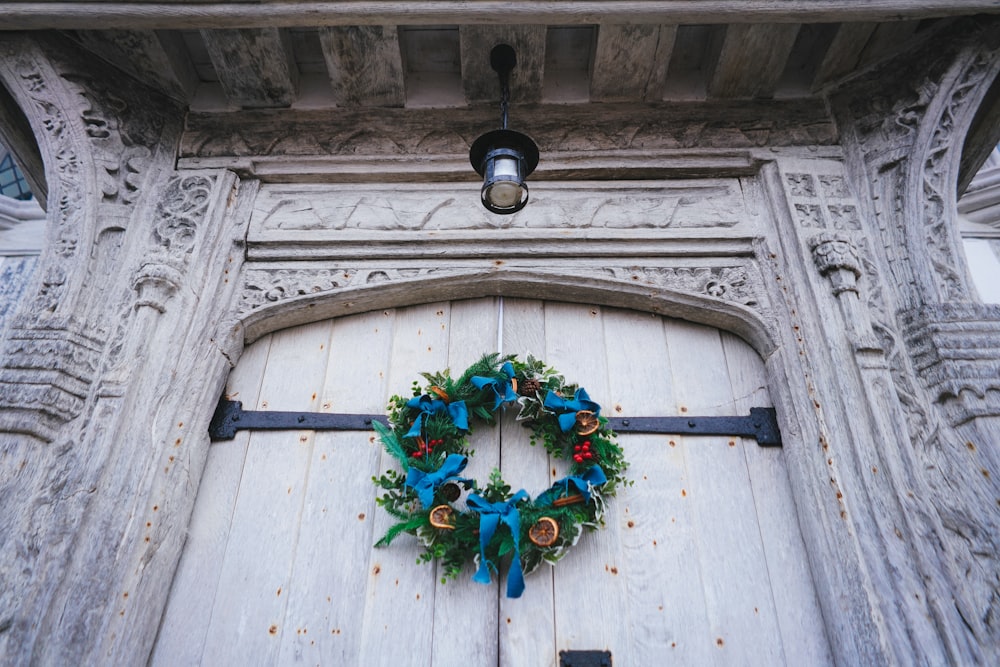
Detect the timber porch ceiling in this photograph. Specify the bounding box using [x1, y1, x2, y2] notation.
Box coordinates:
[6, 2, 1000, 182]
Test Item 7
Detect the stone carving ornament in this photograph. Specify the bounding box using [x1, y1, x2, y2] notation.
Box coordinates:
[834, 19, 1000, 650]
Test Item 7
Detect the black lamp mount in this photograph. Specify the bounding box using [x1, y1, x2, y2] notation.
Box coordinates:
[469, 44, 539, 214]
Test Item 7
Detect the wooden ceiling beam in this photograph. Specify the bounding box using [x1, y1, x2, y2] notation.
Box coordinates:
[707, 24, 801, 99]
[2, 2, 995, 30]
[69, 30, 199, 103]
[201, 28, 299, 108]
[319, 26, 405, 107]
[459, 26, 546, 105]
[591, 24, 677, 102]
[811, 23, 878, 90]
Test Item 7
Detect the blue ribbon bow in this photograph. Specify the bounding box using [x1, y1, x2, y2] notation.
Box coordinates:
[466, 489, 530, 598]
[404, 395, 469, 438]
[404, 453, 471, 508]
[470, 361, 518, 411]
[535, 465, 608, 507]
[543, 387, 601, 432]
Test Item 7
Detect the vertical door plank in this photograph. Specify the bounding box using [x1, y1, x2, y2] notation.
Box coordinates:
[721, 332, 834, 665]
[200, 321, 333, 665]
[499, 298, 556, 667]
[276, 310, 396, 664]
[430, 297, 501, 666]
[150, 334, 273, 666]
[546, 303, 631, 660]
[358, 302, 451, 667]
[602, 309, 715, 665]
[665, 320, 786, 665]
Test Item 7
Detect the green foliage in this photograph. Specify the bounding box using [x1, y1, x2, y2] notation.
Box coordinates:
[371, 352, 629, 595]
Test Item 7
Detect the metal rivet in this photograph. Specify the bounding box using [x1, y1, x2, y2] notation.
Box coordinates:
[622, 419, 630, 427]
[298, 415, 306, 423]
[688, 420, 696, 428]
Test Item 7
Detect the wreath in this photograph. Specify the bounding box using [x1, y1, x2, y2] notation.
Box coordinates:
[372, 353, 628, 598]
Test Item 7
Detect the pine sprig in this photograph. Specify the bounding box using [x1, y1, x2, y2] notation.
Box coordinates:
[373, 420, 409, 469]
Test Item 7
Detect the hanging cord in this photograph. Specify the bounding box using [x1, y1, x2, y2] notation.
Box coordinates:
[497, 297, 505, 354]
[491, 44, 516, 131]
[498, 68, 510, 130]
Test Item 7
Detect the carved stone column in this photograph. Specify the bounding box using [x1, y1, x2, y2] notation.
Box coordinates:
[0, 34, 254, 666]
[833, 17, 1000, 661]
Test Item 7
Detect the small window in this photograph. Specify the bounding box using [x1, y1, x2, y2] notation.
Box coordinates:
[0, 152, 32, 201]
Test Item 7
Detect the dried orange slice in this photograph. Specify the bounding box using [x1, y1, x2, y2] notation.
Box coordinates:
[429, 386, 450, 402]
[429, 505, 456, 530]
[528, 517, 559, 547]
[574, 410, 599, 436]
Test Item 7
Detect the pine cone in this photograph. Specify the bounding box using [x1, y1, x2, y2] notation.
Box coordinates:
[518, 378, 542, 396]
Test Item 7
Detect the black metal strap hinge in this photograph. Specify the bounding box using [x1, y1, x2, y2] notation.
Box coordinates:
[209, 399, 781, 447]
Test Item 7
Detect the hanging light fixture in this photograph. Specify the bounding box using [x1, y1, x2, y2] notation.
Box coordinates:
[469, 44, 539, 214]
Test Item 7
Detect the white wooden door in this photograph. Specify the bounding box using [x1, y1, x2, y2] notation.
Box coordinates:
[153, 298, 832, 666]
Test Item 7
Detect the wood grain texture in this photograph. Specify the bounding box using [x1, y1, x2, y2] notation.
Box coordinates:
[68, 29, 198, 102]
[200, 321, 331, 665]
[1, 3, 994, 30]
[429, 298, 500, 666]
[150, 334, 272, 666]
[320, 26, 405, 107]
[546, 303, 632, 660]
[201, 27, 298, 108]
[459, 25, 546, 105]
[665, 319, 787, 664]
[499, 299, 556, 667]
[591, 24, 677, 102]
[357, 303, 451, 666]
[602, 309, 716, 665]
[708, 23, 802, 99]
[274, 311, 393, 665]
[153, 299, 834, 664]
[811, 23, 878, 90]
[720, 331, 834, 665]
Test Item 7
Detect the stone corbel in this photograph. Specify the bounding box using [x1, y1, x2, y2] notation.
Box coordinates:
[808, 231, 881, 352]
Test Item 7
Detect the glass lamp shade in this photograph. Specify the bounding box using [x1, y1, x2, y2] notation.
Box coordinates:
[469, 129, 539, 215]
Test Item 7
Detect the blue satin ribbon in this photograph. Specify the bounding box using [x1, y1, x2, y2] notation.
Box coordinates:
[535, 465, 608, 507]
[404, 453, 470, 508]
[467, 489, 530, 598]
[470, 361, 518, 410]
[543, 387, 601, 432]
[404, 395, 469, 438]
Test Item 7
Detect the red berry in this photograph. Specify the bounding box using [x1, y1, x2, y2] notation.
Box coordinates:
[573, 454, 584, 463]
[583, 452, 593, 459]
[582, 443, 590, 451]
[583, 440, 591, 447]
[574, 445, 582, 452]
